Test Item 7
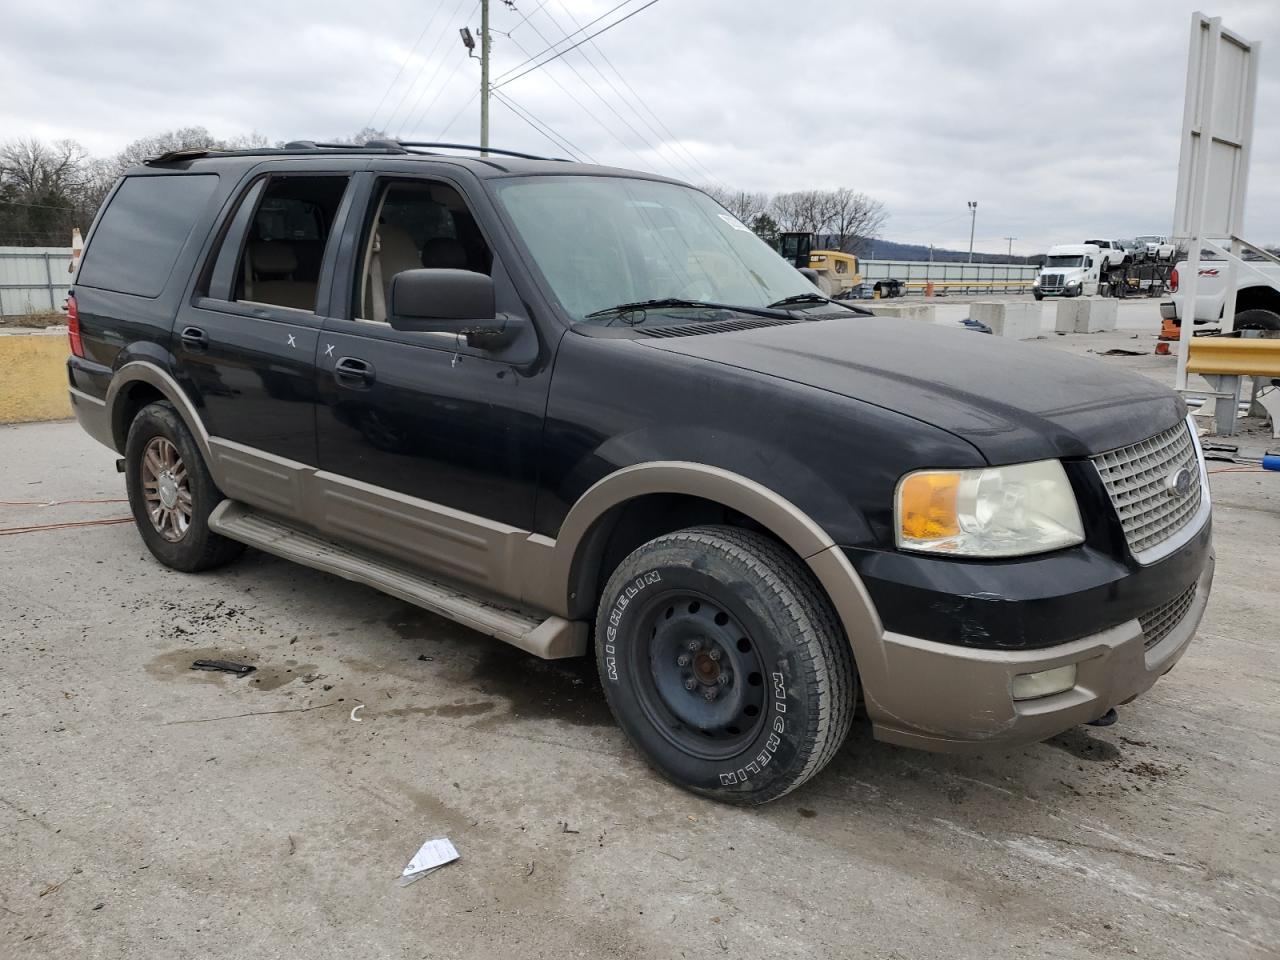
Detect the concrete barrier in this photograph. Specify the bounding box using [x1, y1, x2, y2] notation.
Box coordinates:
[0, 330, 72, 424]
[866, 303, 936, 322]
[970, 301, 1041, 339]
[1055, 298, 1118, 334]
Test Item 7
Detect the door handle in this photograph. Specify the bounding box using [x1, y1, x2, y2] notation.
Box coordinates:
[334, 356, 375, 387]
[180, 326, 208, 351]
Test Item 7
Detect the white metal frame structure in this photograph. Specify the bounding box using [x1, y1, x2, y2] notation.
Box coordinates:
[1171, 12, 1268, 391]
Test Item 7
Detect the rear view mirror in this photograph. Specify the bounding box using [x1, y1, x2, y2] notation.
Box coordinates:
[388, 268, 517, 346]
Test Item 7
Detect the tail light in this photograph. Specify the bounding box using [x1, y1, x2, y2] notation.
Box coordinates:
[67, 293, 84, 358]
[1170, 268, 1179, 293]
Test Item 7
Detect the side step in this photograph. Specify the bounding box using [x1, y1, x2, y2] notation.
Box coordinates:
[208, 500, 587, 659]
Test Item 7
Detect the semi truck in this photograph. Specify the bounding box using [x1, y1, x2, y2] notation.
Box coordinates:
[1033, 244, 1101, 299]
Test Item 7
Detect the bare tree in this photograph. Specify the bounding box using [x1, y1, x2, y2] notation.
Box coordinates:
[770, 190, 838, 235]
[701, 185, 771, 226]
[0, 138, 89, 195]
[826, 188, 886, 254]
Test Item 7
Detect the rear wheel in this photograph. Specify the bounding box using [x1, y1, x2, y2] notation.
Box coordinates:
[1234, 308, 1280, 333]
[124, 401, 244, 572]
[595, 525, 856, 805]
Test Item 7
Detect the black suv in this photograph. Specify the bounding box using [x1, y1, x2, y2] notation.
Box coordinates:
[66, 141, 1214, 804]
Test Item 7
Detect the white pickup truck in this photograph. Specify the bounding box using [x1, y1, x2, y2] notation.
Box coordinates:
[1084, 239, 1129, 270]
[1135, 235, 1178, 262]
[1162, 254, 1280, 331]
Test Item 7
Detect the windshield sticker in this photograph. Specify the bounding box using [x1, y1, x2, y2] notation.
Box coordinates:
[718, 213, 752, 232]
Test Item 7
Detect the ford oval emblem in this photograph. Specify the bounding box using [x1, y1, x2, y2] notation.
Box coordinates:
[1165, 467, 1193, 498]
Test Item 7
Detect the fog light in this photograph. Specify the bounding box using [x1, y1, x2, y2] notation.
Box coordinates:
[1011, 664, 1077, 701]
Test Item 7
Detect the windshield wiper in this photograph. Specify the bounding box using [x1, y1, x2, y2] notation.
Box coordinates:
[582, 298, 792, 323]
[768, 292, 831, 307]
[768, 292, 870, 314]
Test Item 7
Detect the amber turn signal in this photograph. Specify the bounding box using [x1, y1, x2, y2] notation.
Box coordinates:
[897, 471, 961, 542]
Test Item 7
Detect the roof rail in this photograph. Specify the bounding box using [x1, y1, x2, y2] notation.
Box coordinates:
[396, 141, 568, 162]
[144, 140, 566, 165]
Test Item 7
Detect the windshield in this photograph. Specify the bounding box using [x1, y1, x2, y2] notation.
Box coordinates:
[492, 176, 819, 323]
[1136, 236, 1161, 244]
[1046, 255, 1085, 268]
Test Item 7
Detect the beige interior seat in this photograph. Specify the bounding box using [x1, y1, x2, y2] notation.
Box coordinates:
[247, 240, 316, 311]
[367, 223, 426, 322]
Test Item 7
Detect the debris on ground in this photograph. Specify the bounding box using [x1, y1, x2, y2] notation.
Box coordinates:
[560, 821, 580, 834]
[1096, 348, 1143, 356]
[190, 659, 255, 677]
[398, 837, 459, 886]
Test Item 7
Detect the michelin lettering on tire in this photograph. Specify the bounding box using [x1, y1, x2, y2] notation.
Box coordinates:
[604, 570, 662, 682]
[718, 665, 789, 785]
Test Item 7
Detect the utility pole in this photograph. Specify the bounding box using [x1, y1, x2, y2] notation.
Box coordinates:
[1004, 236, 1017, 259]
[967, 201, 978, 263]
[480, 0, 490, 155]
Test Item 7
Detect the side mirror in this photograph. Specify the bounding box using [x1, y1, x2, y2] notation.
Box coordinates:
[388, 269, 513, 345]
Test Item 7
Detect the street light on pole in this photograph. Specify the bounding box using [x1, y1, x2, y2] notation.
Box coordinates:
[967, 201, 978, 263]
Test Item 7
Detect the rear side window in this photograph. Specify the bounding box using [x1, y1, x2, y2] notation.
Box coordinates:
[78, 174, 218, 298]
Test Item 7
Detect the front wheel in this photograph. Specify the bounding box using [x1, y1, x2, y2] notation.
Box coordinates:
[595, 526, 856, 804]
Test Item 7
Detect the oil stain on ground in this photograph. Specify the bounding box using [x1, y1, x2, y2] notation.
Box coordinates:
[145, 648, 315, 692]
[383, 602, 614, 728]
[468, 646, 613, 728]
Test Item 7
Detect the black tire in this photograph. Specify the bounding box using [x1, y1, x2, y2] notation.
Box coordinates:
[1033, 291, 1044, 301]
[124, 401, 244, 572]
[1234, 308, 1280, 332]
[595, 525, 856, 805]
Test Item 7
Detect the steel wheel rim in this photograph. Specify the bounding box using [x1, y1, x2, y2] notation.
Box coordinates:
[631, 589, 768, 761]
[140, 436, 192, 542]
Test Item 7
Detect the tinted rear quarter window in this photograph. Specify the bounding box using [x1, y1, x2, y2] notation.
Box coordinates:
[78, 174, 219, 298]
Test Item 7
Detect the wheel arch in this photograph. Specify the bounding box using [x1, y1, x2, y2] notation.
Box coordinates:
[1234, 284, 1280, 321]
[530, 462, 884, 667]
[106, 361, 213, 464]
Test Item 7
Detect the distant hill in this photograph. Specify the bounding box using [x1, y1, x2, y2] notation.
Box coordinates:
[815, 235, 1041, 265]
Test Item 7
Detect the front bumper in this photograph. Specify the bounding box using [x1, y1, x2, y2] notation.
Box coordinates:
[860, 551, 1214, 752]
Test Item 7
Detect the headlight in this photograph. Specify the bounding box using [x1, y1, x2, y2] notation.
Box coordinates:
[895, 460, 1085, 557]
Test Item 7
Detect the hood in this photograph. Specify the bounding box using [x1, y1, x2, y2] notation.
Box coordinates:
[637, 316, 1184, 463]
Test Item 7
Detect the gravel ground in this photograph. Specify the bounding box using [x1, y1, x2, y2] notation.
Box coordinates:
[1, 313, 1277, 959]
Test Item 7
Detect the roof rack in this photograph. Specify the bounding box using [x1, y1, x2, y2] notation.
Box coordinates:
[145, 139, 568, 165]
[395, 141, 568, 162]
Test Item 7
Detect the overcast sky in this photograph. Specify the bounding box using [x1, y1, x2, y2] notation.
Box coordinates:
[4, 0, 1278, 254]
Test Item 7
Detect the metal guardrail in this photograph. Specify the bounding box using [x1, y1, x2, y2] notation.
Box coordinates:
[859, 259, 1039, 297]
[1186, 337, 1280, 377]
[0, 249, 73, 318]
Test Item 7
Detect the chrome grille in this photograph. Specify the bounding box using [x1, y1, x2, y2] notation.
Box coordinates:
[1139, 583, 1197, 649]
[1092, 422, 1203, 558]
[1040, 272, 1064, 292]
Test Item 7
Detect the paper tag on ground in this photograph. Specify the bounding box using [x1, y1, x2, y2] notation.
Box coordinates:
[401, 837, 459, 879]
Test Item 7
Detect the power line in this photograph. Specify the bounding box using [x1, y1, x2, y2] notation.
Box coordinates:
[497, 31, 660, 172]
[492, 0, 661, 89]
[436, 90, 480, 140]
[502, 13, 689, 179]
[546, 0, 721, 187]
[492, 89, 595, 161]
[491, 0, 635, 82]
[398, 43, 471, 136]
[505, 0, 551, 34]
[364, 2, 447, 131]
[383, 0, 473, 133]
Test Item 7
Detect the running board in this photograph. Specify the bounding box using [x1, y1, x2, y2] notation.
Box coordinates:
[208, 500, 587, 659]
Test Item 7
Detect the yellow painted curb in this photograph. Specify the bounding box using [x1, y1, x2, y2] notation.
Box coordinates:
[0, 332, 73, 424]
